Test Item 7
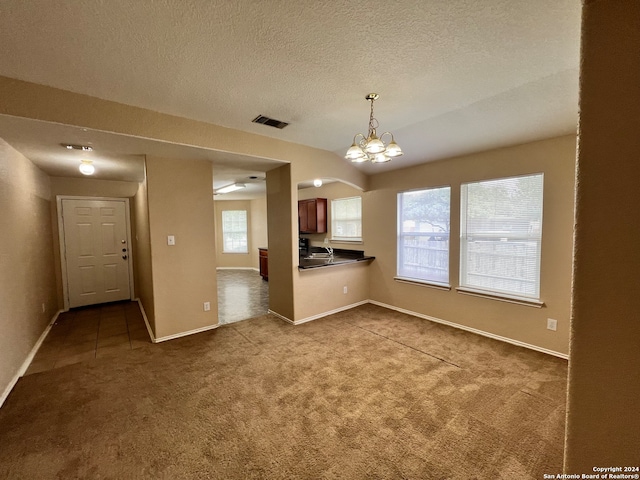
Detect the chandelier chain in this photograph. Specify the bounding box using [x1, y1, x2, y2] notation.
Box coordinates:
[368, 98, 379, 137]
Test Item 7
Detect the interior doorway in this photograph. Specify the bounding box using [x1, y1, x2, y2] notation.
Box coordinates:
[58, 197, 134, 310]
[217, 269, 269, 324]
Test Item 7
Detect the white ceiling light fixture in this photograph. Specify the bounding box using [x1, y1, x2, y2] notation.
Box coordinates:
[79, 159, 95, 175]
[313, 179, 323, 187]
[216, 183, 246, 194]
[64, 143, 93, 151]
[345, 93, 403, 164]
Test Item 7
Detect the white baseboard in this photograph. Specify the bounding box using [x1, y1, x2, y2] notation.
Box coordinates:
[216, 267, 256, 270]
[269, 300, 370, 326]
[152, 300, 568, 359]
[293, 300, 370, 325]
[154, 323, 219, 343]
[135, 298, 219, 343]
[267, 309, 294, 324]
[368, 300, 569, 360]
[135, 298, 155, 342]
[0, 309, 62, 409]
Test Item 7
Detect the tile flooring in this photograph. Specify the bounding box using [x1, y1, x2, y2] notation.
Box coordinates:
[25, 300, 150, 376]
[25, 270, 268, 376]
[217, 268, 269, 325]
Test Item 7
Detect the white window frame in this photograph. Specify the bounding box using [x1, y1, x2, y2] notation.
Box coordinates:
[221, 210, 248, 254]
[459, 173, 544, 304]
[331, 196, 362, 242]
[396, 186, 451, 287]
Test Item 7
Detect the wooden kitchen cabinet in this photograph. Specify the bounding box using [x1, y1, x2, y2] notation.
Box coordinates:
[298, 198, 327, 234]
[259, 248, 268, 280]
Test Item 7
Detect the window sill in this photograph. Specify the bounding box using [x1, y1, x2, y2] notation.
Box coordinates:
[330, 239, 363, 245]
[394, 277, 451, 291]
[455, 287, 545, 308]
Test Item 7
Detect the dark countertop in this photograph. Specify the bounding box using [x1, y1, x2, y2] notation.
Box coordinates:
[298, 247, 375, 270]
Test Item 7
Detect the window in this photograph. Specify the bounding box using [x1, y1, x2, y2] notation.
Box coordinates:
[222, 210, 248, 253]
[460, 173, 543, 299]
[397, 186, 451, 285]
[331, 196, 362, 241]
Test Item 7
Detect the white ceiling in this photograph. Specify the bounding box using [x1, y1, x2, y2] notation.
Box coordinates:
[0, 0, 581, 197]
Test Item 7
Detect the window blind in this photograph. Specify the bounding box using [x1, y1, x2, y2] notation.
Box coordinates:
[331, 197, 362, 241]
[397, 186, 451, 284]
[460, 174, 543, 299]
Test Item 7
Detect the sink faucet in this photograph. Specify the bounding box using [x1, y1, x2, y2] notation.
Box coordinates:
[324, 238, 333, 256]
[324, 245, 333, 256]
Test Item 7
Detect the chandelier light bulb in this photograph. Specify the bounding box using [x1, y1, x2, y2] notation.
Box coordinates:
[385, 138, 403, 157]
[372, 152, 390, 163]
[365, 138, 385, 154]
[346, 140, 366, 160]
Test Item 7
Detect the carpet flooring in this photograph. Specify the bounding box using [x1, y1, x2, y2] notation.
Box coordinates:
[0, 304, 567, 479]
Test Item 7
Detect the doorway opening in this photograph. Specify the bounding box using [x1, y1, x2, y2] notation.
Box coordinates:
[217, 270, 269, 324]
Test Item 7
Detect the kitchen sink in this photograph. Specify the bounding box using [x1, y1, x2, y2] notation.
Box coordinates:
[304, 252, 333, 259]
[301, 257, 333, 265]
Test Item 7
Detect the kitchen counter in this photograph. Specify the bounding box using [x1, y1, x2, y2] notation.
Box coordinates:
[298, 248, 375, 270]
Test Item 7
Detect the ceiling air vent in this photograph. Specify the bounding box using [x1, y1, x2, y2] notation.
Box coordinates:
[252, 115, 289, 129]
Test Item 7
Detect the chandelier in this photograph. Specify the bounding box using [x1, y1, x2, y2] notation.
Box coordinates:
[345, 93, 403, 163]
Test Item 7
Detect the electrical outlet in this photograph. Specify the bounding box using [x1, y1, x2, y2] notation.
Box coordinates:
[343, 286, 348, 294]
[204, 301, 211, 311]
[547, 318, 558, 331]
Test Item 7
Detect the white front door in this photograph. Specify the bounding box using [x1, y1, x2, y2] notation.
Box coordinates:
[61, 198, 132, 308]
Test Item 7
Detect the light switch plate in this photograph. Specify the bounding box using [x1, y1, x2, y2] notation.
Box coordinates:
[167, 235, 175, 246]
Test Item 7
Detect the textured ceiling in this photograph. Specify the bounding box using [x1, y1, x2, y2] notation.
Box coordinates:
[0, 0, 581, 184]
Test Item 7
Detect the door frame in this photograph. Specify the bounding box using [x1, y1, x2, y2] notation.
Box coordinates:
[57, 195, 135, 311]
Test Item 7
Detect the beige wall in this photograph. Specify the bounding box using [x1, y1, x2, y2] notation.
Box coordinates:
[295, 262, 370, 321]
[132, 164, 155, 330]
[266, 164, 294, 320]
[250, 196, 268, 267]
[565, 0, 640, 469]
[49, 177, 140, 308]
[214, 198, 267, 269]
[0, 76, 365, 190]
[146, 156, 218, 339]
[49, 177, 139, 198]
[0, 139, 57, 402]
[366, 135, 576, 355]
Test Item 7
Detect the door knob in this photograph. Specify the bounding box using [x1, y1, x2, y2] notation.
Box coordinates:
[122, 255, 128, 260]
